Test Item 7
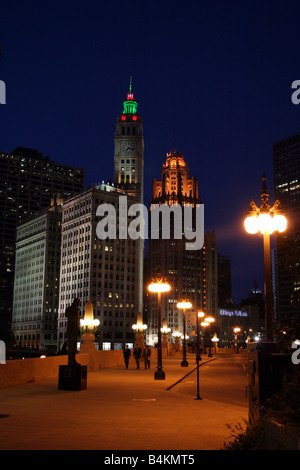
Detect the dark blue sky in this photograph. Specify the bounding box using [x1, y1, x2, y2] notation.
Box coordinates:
[1, 0, 300, 303]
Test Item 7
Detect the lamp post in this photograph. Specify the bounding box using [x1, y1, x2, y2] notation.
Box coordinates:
[148, 274, 171, 380]
[132, 311, 147, 350]
[204, 316, 215, 357]
[177, 300, 192, 367]
[161, 318, 171, 349]
[201, 321, 209, 353]
[172, 325, 181, 352]
[80, 300, 100, 353]
[244, 175, 287, 341]
[211, 332, 219, 354]
[233, 327, 241, 353]
[195, 311, 205, 400]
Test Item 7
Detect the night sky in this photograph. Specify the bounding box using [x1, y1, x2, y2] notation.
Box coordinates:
[1, 1, 300, 304]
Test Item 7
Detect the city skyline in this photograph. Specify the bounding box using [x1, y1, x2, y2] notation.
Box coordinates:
[1, 1, 300, 303]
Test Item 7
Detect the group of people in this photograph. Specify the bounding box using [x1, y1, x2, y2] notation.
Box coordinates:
[123, 345, 151, 369]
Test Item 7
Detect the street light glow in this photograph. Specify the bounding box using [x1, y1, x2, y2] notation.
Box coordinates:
[273, 213, 287, 232]
[132, 323, 147, 330]
[204, 316, 215, 323]
[147, 274, 171, 380]
[177, 300, 192, 309]
[244, 175, 288, 341]
[148, 282, 171, 293]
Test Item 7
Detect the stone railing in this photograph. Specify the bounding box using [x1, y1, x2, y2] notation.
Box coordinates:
[0, 348, 162, 389]
[0, 350, 123, 389]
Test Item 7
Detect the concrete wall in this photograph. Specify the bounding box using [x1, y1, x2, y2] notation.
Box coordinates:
[0, 348, 162, 389]
[0, 347, 242, 389]
[0, 350, 126, 389]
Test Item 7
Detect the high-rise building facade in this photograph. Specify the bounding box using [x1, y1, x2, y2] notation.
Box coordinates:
[57, 82, 145, 351]
[217, 254, 232, 307]
[144, 150, 218, 346]
[273, 132, 300, 324]
[113, 80, 145, 311]
[57, 183, 141, 351]
[0, 147, 84, 341]
[11, 199, 62, 351]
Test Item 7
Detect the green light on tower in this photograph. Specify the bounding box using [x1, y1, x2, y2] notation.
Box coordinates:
[122, 77, 138, 115]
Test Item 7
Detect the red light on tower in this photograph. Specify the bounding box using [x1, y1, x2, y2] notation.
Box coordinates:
[121, 115, 126, 121]
[127, 93, 134, 101]
[132, 115, 137, 121]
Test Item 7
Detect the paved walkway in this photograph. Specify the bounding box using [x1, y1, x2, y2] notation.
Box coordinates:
[0, 353, 249, 451]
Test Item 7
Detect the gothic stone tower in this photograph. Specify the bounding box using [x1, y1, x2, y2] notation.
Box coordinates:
[113, 79, 144, 313]
[114, 79, 144, 203]
[145, 150, 207, 346]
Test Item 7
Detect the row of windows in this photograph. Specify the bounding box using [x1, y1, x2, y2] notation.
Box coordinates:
[121, 126, 136, 136]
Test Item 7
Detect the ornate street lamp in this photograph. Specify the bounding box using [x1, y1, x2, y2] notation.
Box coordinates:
[204, 316, 215, 357]
[234, 327, 241, 353]
[132, 312, 147, 350]
[161, 318, 171, 335]
[195, 311, 205, 400]
[177, 299, 192, 367]
[148, 274, 171, 380]
[80, 300, 100, 353]
[172, 325, 181, 352]
[244, 175, 287, 341]
[161, 318, 171, 349]
[211, 332, 219, 353]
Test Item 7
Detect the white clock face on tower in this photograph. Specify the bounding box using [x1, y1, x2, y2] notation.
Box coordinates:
[121, 141, 135, 155]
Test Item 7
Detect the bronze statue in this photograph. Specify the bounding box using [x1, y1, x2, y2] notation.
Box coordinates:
[66, 298, 81, 366]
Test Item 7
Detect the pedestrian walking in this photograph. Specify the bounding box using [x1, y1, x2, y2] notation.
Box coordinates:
[143, 345, 151, 369]
[133, 346, 142, 369]
[123, 345, 131, 369]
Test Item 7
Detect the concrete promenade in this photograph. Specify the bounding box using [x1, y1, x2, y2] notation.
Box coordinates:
[0, 353, 249, 451]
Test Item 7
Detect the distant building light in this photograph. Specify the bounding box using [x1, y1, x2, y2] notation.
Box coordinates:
[219, 309, 247, 317]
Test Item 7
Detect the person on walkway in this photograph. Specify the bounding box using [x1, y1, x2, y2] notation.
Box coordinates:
[143, 345, 151, 369]
[133, 346, 142, 369]
[123, 345, 131, 369]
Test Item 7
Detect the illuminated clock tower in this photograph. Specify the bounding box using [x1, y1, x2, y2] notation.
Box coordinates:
[114, 78, 144, 202]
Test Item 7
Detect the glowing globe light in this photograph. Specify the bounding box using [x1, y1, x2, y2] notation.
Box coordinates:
[204, 316, 215, 323]
[258, 212, 274, 234]
[177, 300, 192, 309]
[148, 282, 171, 293]
[244, 213, 259, 234]
[80, 300, 100, 330]
[272, 213, 287, 233]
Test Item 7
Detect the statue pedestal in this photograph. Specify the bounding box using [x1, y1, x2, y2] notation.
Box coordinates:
[80, 331, 96, 353]
[58, 364, 87, 391]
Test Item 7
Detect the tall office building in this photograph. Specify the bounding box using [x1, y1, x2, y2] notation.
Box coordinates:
[57, 81, 145, 350]
[11, 198, 62, 351]
[273, 132, 300, 324]
[0, 147, 84, 340]
[217, 254, 232, 307]
[144, 150, 218, 345]
[113, 80, 145, 311]
[57, 183, 141, 351]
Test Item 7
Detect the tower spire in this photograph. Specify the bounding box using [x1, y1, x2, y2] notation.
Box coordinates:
[123, 78, 138, 115]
